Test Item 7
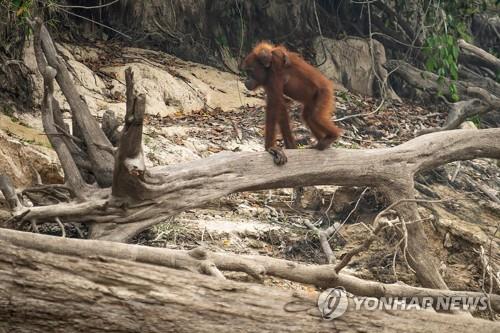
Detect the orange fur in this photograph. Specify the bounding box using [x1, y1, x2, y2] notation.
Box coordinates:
[242, 42, 342, 163]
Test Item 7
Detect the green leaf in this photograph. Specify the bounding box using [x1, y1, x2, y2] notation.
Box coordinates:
[449, 84, 457, 94]
[448, 54, 455, 66]
[450, 63, 458, 80]
[425, 58, 436, 71]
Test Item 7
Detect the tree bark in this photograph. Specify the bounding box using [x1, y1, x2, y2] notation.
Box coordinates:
[2, 228, 498, 312]
[34, 18, 114, 187]
[32, 19, 88, 195]
[0, 176, 21, 211]
[458, 39, 500, 76]
[0, 234, 498, 333]
[386, 60, 500, 101]
[101, 110, 122, 146]
[111, 67, 147, 200]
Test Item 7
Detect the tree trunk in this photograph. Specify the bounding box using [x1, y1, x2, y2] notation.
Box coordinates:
[0, 235, 498, 333]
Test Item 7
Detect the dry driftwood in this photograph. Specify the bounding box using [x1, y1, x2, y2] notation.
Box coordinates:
[28, 17, 114, 187]
[304, 219, 338, 264]
[0, 176, 21, 212]
[31, 20, 88, 195]
[1, 231, 499, 333]
[386, 60, 500, 134]
[386, 59, 500, 103]
[1, 228, 498, 313]
[417, 96, 488, 135]
[458, 39, 500, 77]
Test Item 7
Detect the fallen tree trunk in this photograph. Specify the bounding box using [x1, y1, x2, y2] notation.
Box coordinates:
[1, 228, 498, 312]
[386, 60, 500, 102]
[458, 39, 500, 76]
[0, 233, 498, 333]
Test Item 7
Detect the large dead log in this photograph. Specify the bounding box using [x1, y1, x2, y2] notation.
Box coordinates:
[458, 39, 500, 76]
[1, 229, 499, 313]
[0, 233, 498, 333]
[386, 59, 500, 102]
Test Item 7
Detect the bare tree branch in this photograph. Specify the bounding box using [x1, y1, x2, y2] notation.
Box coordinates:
[31, 19, 88, 195]
[32, 18, 114, 187]
[458, 38, 500, 75]
[112, 68, 148, 200]
[0, 176, 22, 212]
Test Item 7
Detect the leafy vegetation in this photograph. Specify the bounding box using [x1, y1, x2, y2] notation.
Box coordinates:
[8, 0, 33, 19]
[422, 0, 496, 101]
[423, 34, 460, 101]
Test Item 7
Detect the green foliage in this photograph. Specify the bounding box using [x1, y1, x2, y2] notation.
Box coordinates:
[5, 0, 60, 25]
[2, 0, 33, 40]
[421, 0, 496, 101]
[467, 115, 481, 127]
[2, 0, 63, 52]
[423, 0, 468, 102]
[7, 0, 32, 20]
[423, 34, 460, 101]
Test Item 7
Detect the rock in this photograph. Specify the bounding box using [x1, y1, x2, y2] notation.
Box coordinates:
[0, 129, 62, 188]
[143, 139, 201, 167]
[443, 232, 453, 248]
[24, 39, 263, 118]
[175, 64, 263, 112]
[24, 39, 123, 117]
[459, 121, 477, 130]
[314, 37, 400, 101]
[101, 62, 204, 117]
